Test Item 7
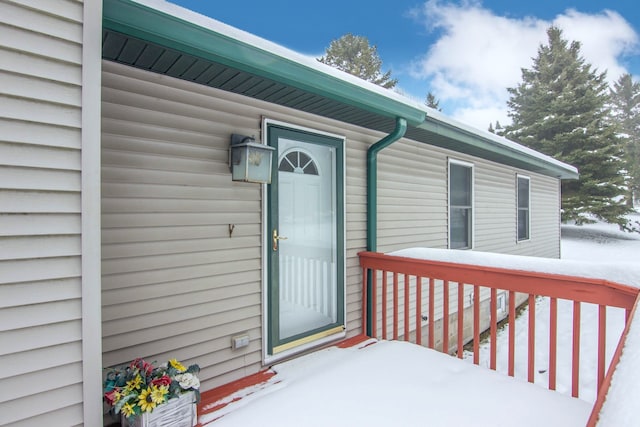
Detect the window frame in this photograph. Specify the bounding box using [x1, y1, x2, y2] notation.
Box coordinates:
[516, 174, 531, 242]
[448, 158, 474, 250]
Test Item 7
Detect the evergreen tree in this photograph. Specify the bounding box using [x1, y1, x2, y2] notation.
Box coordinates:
[318, 33, 398, 89]
[610, 73, 640, 208]
[488, 121, 504, 136]
[504, 27, 632, 229]
[425, 92, 442, 111]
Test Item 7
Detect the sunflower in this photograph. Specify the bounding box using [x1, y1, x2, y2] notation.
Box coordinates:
[138, 387, 157, 413]
[125, 374, 143, 393]
[168, 358, 186, 372]
[150, 385, 169, 405]
[121, 402, 136, 418]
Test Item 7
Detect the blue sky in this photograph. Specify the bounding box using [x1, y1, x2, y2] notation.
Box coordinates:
[171, 0, 640, 130]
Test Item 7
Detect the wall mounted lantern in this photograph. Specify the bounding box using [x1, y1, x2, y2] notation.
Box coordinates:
[229, 134, 275, 184]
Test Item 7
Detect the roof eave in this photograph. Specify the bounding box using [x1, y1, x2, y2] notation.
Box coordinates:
[103, 0, 426, 126]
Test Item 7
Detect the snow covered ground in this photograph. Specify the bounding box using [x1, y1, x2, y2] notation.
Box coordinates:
[561, 213, 640, 265]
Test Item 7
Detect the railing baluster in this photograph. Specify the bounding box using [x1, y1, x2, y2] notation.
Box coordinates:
[429, 278, 435, 349]
[443, 280, 449, 354]
[508, 291, 515, 377]
[371, 270, 378, 338]
[382, 271, 388, 340]
[490, 288, 497, 370]
[598, 304, 606, 391]
[362, 267, 368, 335]
[549, 297, 558, 390]
[416, 276, 422, 346]
[404, 274, 410, 341]
[458, 282, 464, 358]
[528, 294, 535, 383]
[474, 284, 480, 365]
[572, 301, 581, 398]
[393, 272, 399, 340]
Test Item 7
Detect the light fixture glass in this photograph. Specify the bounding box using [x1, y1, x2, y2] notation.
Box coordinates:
[229, 134, 275, 183]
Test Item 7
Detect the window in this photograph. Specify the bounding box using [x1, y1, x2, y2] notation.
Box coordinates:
[449, 160, 473, 249]
[517, 175, 530, 241]
[278, 150, 319, 175]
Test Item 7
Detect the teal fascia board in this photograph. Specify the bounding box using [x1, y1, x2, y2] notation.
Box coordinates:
[103, 0, 425, 126]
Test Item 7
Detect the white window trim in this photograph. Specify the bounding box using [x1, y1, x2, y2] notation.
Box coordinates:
[517, 174, 531, 242]
[448, 158, 475, 250]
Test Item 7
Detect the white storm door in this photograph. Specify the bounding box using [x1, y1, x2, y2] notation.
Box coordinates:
[266, 123, 344, 355]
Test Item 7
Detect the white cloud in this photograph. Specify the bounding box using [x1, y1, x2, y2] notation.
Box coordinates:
[554, 9, 638, 79]
[410, 0, 639, 129]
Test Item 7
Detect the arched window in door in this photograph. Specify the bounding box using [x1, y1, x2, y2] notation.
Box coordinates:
[278, 150, 319, 175]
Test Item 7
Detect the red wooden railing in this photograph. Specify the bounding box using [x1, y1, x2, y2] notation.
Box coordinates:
[359, 251, 640, 426]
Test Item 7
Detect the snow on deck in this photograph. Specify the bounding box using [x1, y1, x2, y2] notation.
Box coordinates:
[390, 247, 640, 288]
[200, 339, 590, 426]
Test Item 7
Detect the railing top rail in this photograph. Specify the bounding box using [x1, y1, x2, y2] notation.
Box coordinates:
[359, 251, 639, 310]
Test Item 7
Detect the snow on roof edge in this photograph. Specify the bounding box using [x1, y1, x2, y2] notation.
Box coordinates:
[424, 109, 578, 175]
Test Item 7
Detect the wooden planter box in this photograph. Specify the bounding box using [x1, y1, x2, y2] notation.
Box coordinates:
[122, 391, 197, 427]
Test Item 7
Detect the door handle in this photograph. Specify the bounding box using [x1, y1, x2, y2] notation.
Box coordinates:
[272, 229, 288, 251]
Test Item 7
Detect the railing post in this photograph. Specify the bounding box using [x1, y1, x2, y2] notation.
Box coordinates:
[490, 288, 497, 370]
[528, 294, 535, 382]
[572, 301, 581, 398]
[416, 277, 422, 346]
[458, 282, 464, 359]
[549, 297, 558, 390]
[362, 267, 369, 336]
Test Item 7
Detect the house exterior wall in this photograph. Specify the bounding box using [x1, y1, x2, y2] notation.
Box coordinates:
[100, 61, 563, 393]
[101, 61, 378, 390]
[377, 141, 561, 257]
[0, 1, 90, 425]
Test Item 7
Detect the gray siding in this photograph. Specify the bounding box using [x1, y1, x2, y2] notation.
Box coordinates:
[0, 0, 84, 425]
[101, 61, 379, 389]
[377, 144, 561, 258]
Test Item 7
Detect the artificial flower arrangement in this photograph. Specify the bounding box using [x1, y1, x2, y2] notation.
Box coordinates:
[103, 358, 201, 422]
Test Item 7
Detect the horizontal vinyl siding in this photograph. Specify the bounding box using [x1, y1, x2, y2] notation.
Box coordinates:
[377, 145, 561, 258]
[101, 66, 264, 385]
[0, 1, 84, 425]
[101, 60, 379, 389]
[376, 139, 448, 252]
[476, 165, 560, 258]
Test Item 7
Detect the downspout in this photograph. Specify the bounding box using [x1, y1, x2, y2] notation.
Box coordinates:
[365, 116, 408, 335]
[367, 117, 408, 251]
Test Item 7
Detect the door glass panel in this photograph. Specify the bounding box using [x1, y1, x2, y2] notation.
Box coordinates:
[277, 140, 337, 340]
